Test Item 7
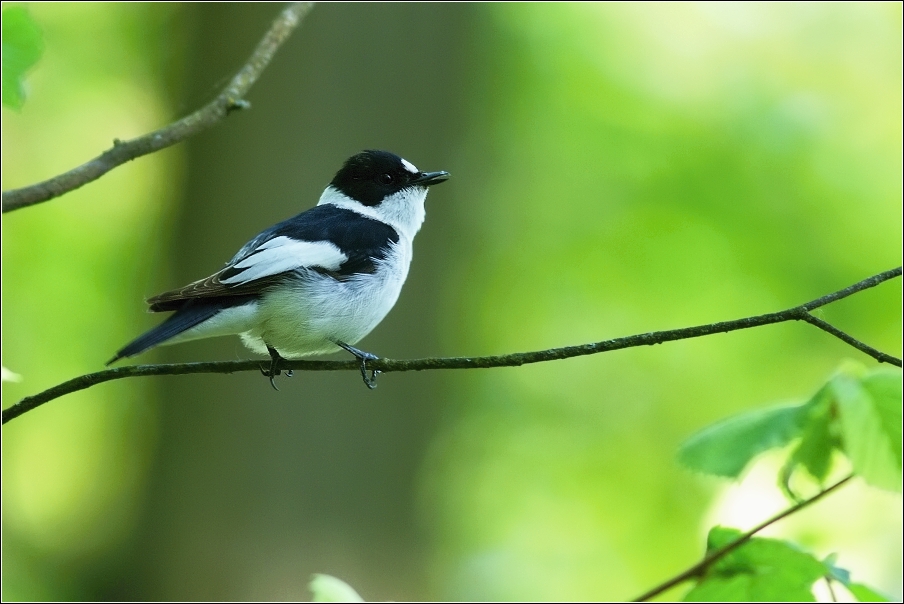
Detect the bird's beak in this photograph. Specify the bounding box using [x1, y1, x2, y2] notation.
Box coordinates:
[410, 171, 450, 187]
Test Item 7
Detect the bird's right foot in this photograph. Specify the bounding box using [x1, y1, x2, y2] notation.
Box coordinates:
[260, 345, 289, 391]
[335, 341, 381, 389]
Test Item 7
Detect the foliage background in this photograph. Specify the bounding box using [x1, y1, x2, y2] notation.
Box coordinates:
[2, 4, 901, 601]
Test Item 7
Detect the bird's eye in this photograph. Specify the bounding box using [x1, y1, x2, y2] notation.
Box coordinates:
[379, 173, 394, 185]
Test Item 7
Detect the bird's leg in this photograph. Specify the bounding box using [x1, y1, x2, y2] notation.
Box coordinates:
[260, 345, 289, 391]
[335, 341, 381, 389]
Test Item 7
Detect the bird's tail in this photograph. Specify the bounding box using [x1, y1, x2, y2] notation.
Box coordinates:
[106, 301, 223, 365]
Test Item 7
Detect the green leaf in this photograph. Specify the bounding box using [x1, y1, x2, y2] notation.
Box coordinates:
[832, 368, 902, 491]
[705, 525, 743, 550]
[783, 387, 838, 493]
[2, 6, 44, 110]
[706, 528, 826, 582]
[684, 527, 827, 602]
[309, 574, 364, 603]
[861, 370, 903, 469]
[790, 406, 834, 482]
[848, 582, 890, 602]
[684, 574, 817, 602]
[678, 404, 805, 477]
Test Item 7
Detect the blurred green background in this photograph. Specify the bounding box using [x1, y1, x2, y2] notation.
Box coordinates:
[2, 3, 901, 601]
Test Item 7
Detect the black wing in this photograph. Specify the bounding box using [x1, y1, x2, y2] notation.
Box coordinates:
[148, 206, 399, 311]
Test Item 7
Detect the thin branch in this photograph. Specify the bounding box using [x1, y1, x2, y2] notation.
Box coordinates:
[3, 268, 899, 425]
[800, 312, 902, 366]
[631, 474, 854, 602]
[799, 269, 901, 311]
[1, 2, 315, 213]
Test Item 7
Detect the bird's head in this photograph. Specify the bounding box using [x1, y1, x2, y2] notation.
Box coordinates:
[319, 150, 449, 239]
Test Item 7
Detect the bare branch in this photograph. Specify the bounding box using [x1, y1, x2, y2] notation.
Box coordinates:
[801, 267, 903, 311]
[1, 2, 315, 213]
[631, 474, 854, 602]
[800, 312, 902, 366]
[3, 267, 899, 425]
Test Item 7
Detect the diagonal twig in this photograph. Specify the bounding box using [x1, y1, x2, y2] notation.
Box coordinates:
[800, 312, 902, 366]
[631, 474, 854, 601]
[1, 2, 315, 213]
[2, 267, 899, 425]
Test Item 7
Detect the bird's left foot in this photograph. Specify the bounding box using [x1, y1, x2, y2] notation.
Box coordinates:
[260, 345, 290, 390]
[335, 341, 380, 389]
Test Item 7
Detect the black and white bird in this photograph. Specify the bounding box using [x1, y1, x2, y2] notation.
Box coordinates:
[108, 150, 449, 389]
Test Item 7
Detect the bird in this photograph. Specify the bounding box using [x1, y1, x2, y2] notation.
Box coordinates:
[108, 150, 450, 389]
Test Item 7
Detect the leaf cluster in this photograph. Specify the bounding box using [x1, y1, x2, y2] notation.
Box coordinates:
[679, 362, 902, 495]
[673, 362, 901, 601]
[685, 527, 889, 602]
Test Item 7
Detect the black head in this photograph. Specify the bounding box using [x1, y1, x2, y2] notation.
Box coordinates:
[330, 150, 449, 206]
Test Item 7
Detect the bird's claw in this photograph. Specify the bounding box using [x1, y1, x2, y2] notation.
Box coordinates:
[263, 345, 288, 391]
[335, 341, 381, 389]
[361, 362, 380, 390]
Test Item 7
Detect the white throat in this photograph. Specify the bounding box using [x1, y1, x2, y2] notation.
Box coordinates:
[318, 185, 428, 241]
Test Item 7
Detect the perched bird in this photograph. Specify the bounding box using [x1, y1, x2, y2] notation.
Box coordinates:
[108, 150, 449, 389]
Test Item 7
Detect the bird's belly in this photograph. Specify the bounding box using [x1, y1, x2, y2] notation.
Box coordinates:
[250, 264, 408, 358]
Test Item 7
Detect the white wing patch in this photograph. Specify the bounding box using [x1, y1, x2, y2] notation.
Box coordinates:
[220, 236, 347, 284]
[401, 158, 419, 174]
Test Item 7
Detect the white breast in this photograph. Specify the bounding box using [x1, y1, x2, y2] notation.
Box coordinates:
[240, 238, 413, 358]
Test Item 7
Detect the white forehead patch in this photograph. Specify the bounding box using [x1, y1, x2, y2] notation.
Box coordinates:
[401, 158, 419, 174]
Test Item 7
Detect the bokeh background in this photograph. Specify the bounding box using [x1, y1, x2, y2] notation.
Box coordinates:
[2, 3, 901, 601]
